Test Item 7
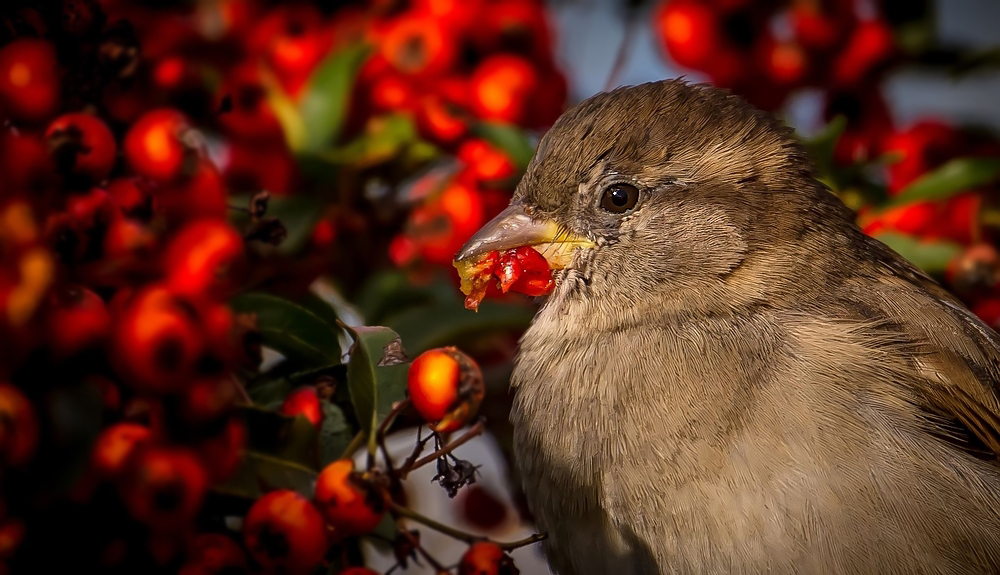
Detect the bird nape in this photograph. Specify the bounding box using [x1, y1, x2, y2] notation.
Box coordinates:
[455, 79, 1000, 575]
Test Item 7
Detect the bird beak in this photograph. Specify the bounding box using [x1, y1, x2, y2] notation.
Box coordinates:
[454, 203, 594, 268]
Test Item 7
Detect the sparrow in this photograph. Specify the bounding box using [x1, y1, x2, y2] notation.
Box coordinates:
[454, 80, 1000, 575]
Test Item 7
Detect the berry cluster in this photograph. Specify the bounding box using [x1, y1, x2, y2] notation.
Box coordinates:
[0, 0, 558, 573]
[654, 0, 1000, 328]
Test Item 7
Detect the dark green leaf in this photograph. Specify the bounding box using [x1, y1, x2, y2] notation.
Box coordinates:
[312, 114, 420, 167]
[213, 451, 317, 499]
[230, 293, 342, 367]
[472, 121, 536, 170]
[890, 157, 1000, 206]
[342, 325, 410, 455]
[245, 362, 343, 409]
[240, 406, 319, 469]
[318, 400, 353, 467]
[298, 43, 371, 153]
[297, 292, 342, 330]
[388, 298, 534, 355]
[873, 232, 963, 274]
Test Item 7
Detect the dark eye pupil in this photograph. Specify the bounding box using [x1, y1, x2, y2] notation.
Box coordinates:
[611, 188, 629, 206]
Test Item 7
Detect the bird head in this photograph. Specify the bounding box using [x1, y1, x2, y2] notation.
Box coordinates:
[455, 80, 851, 318]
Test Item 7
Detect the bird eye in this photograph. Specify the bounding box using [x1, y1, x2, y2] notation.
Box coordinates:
[600, 184, 639, 214]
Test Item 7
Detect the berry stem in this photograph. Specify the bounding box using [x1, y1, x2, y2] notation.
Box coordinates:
[375, 399, 412, 474]
[397, 526, 450, 573]
[399, 419, 486, 478]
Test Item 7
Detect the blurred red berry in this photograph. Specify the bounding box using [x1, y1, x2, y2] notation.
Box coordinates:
[163, 219, 244, 297]
[416, 86, 470, 146]
[111, 286, 204, 393]
[194, 415, 245, 483]
[470, 55, 538, 124]
[791, 1, 854, 51]
[458, 140, 516, 182]
[124, 109, 194, 182]
[971, 298, 1000, 330]
[883, 121, 965, 194]
[0, 383, 38, 467]
[832, 19, 896, 87]
[45, 113, 117, 183]
[119, 445, 208, 530]
[45, 284, 111, 357]
[824, 89, 893, 165]
[179, 533, 248, 575]
[310, 219, 337, 249]
[380, 12, 456, 78]
[476, 0, 551, 61]
[248, 5, 332, 97]
[315, 459, 386, 537]
[0, 39, 60, 123]
[280, 386, 323, 427]
[655, 1, 718, 70]
[155, 158, 228, 224]
[369, 73, 417, 114]
[91, 422, 151, 478]
[103, 215, 155, 260]
[461, 485, 509, 531]
[338, 568, 380, 575]
[0, 519, 26, 562]
[243, 490, 328, 575]
[107, 177, 150, 217]
[760, 39, 808, 87]
[946, 243, 1000, 300]
[216, 64, 283, 142]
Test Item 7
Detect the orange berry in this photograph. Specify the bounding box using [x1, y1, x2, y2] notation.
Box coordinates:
[124, 108, 193, 181]
[280, 386, 323, 427]
[314, 459, 386, 536]
[91, 422, 151, 478]
[164, 219, 244, 298]
[244, 490, 328, 575]
[655, 1, 718, 70]
[407, 347, 484, 433]
[470, 55, 537, 124]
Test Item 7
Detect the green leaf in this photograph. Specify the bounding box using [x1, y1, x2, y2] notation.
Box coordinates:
[261, 69, 306, 152]
[230, 293, 342, 367]
[312, 114, 420, 168]
[890, 157, 1000, 206]
[214, 451, 317, 499]
[472, 121, 536, 170]
[873, 232, 963, 274]
[318, 400, 353, 467]
[245, 362, 342, 409]
[298, 43, 371, 153]
[342, 324, 410, 455]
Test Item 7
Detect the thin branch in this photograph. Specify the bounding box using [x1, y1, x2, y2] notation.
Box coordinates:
[399, 426, 432, 476]
[389, 501, 476, 543]
[604, 9, 637, 91]
[376, 399, 411, 475]
[497, 532, 548, 551]
[400, 420, 486, 478]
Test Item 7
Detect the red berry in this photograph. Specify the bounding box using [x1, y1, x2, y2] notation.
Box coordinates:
[194, 415, 245, 483]
[0, 383, 39, 467]
[655, 1, 718, 69]
[458, 140, 516, 182]
[338, 568, 380, 575]
[459, 541, 517, 575]
[45, 284, 112, 357]
[470, 55, 538, 124]
[124, 108, 194, 181]
[883, 121, 964, 194]
[111, 286, 204, 393]
[119, 445, 208, 529]
[91, 422, 151, 478]
[832, 19, 896, 87]
[0, 39, 60, 123]
[179, 533, 248, 575]
[407, 347, 484, 433]
[155, 158, 228, 224]
[107, 177, 151, 217]
[243, 490, 328, 575]
[971, 298, 1000, 330]
[945, 243, 1000, 300]
[280, 386, 323, 427]
[380, 13, 456, 77]
[461, 486, 509, 531]
[216, 63, 283, 142]
[163, 219, 244, 297]
[315, 459, 386, 537]
[45, 113, 117, 182]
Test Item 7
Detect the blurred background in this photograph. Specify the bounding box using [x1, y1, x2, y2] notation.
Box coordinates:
[0, 1, 998, 574]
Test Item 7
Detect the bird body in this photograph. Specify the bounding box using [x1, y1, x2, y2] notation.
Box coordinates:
[456, 80, 1000, 574]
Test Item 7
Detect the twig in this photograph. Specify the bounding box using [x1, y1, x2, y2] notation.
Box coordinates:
[389, 501, 476, 543]
[604, 8, 637, 91]
[398, 526, 449, 572]
[399, 426, 432, 475]
[376, 399, 411, 475]
[399, 420, 486, 479]
[340, 430, 366, 460]
[497, 532, 548, 551]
